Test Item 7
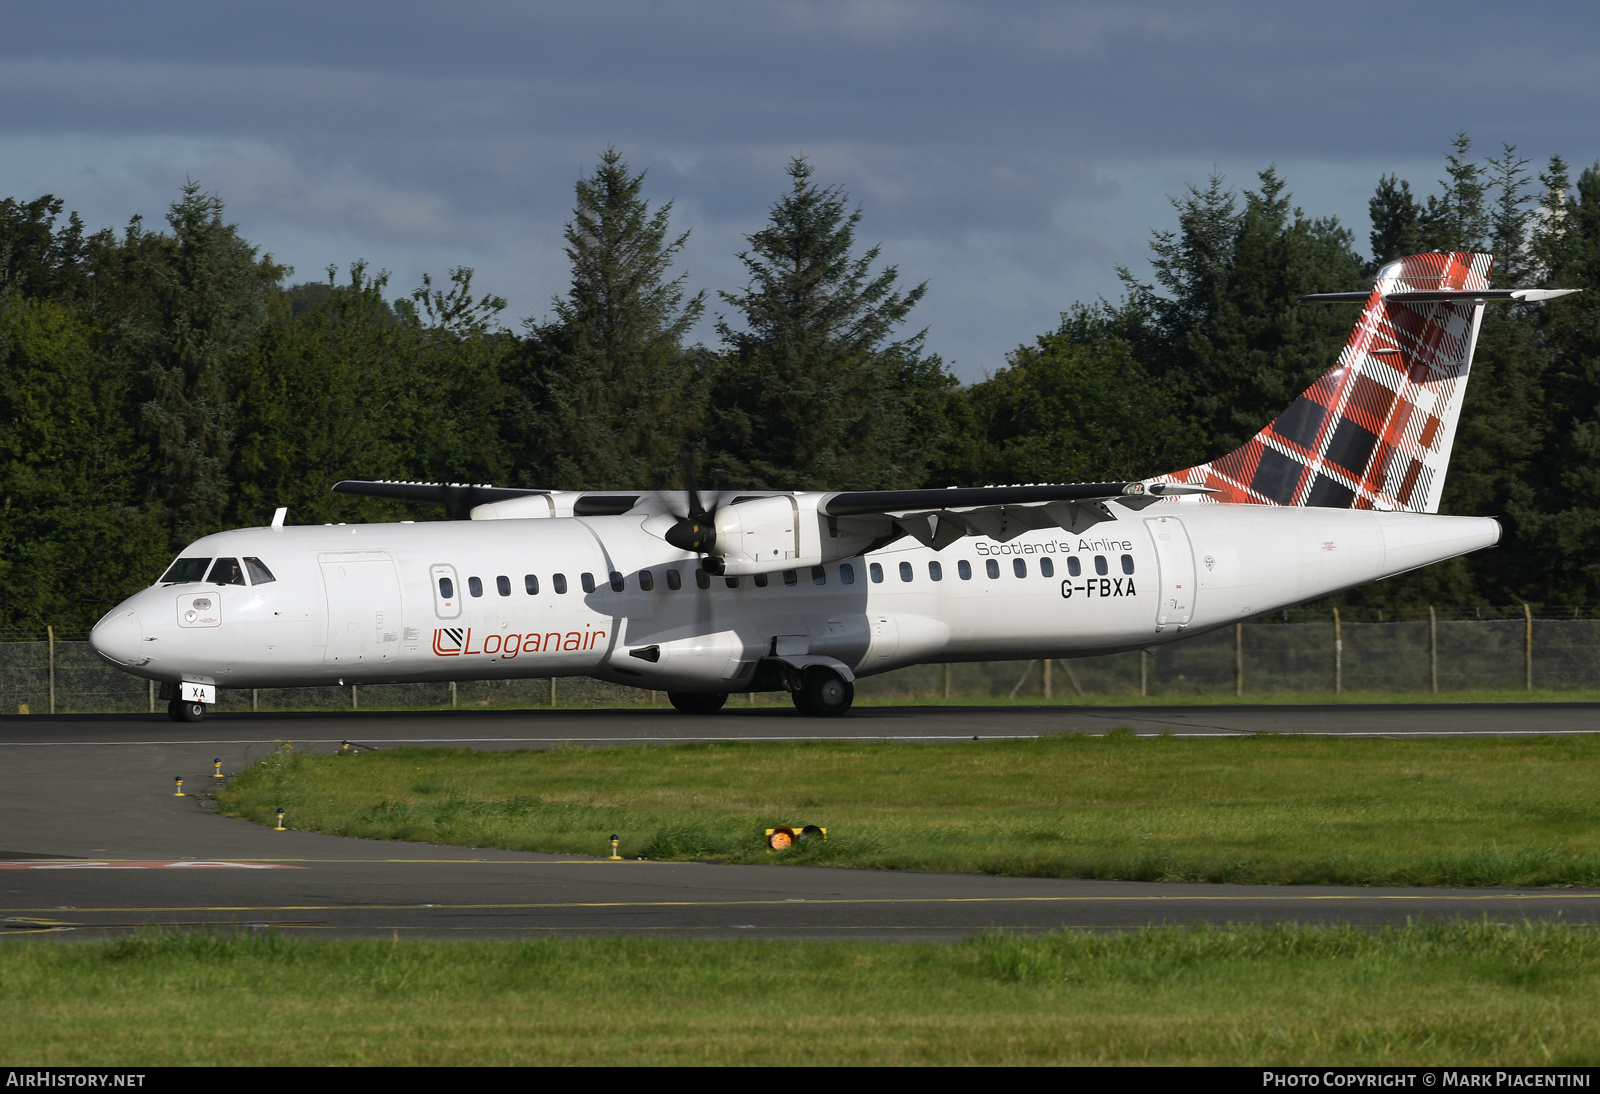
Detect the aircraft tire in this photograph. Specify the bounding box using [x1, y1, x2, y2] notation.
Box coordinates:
[168, 699, 206, 723]
[794, 668, 853, 718]
[667, 691, 728, 715]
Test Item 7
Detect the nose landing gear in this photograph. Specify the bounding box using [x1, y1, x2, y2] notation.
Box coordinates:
[167, 698, 206, 723]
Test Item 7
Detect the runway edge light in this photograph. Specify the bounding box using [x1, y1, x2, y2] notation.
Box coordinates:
[766, 826, 826, 851]
[275, 808, 286, 831]
[609, 834, 621, 860]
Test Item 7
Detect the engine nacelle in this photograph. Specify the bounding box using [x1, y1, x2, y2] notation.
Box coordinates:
[709, 495, 885, 576]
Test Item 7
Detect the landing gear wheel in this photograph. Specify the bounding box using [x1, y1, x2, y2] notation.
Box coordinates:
[667, 691, 728, 715]
[791, 669, 853, 717]
[168, 698, 206, 723]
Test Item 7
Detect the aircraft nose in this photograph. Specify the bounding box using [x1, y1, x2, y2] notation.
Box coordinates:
[90, 608, 145, 667]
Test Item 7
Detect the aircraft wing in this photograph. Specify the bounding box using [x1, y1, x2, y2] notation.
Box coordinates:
[332, 480, 550, 520]
[820, 481, 1213, 546]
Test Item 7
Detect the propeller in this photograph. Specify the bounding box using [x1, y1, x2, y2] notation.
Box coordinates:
[660, 460, 726, 574]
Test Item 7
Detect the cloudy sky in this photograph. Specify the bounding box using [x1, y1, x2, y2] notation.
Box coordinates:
[2, 1, 1593, 379]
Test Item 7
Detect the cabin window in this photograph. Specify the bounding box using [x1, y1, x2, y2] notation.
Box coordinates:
[438, 577, 454, 599]
[243, 558, 276, 585]
[695, 569, 710, 590]
[666, 568, 681, 591]
[638, 570, 654, 592]
[928, 561, 942, 581]
[869, 562, 884, 583]
[160, 557, 211, 584]
[581, 573, 596, 593]
[812, 566, 826, 586]
[553, 573, 568, 594]
[1067, 557, 1081, 577]
[207, 558, 246, 586]
[839, 563, 855, 585]
[958, 560, 972, 580]
[1040, 557, 1054, 578]
[496, 575, 511, 597]
[783, 569, 798, 586]
[610, 571, 625, 592]
[1094, 555, 1109, 576]
[726, 576, 740, 589]
[899, 561, 913, 582]
[754, 572, 768, 588]
[1013, 558, 1027, 578]
[524, 574, 539, 595]
[468, 576, 484, 597]
[986, 559, 1000, 579]
[1121, 554, 1135, 574]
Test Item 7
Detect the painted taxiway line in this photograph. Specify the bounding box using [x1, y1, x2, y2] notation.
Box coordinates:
[6, 893, 1598, 915]
[0, 735, 1043, 747]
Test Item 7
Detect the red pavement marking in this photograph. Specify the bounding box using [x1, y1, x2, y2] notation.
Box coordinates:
[0, 861, 305, 870]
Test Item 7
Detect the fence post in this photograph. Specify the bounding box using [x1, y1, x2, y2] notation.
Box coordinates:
[1057, 659, 1086, 698]
[1333, 608, 1342, 695]
[1525, 603, 1534, 692]
[1429, 606, 1438, 694]
[352, 684, 359, 710]
[1139, 650, 1148, 698]
[253, 688, 259, 711]
[149, 679, 155, 714]
[1043, 658, 1052, 699]
[549, 677, 556, 707]
[1235, 622, 1243, 697]
[47, 625, 55, 715]
[943, 663, 952, 699]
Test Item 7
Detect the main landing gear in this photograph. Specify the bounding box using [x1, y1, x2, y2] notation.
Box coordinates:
[167, 698, 206, 723]
[790, 667, 853, 718]
[667, 691, 728, 715]
[667, 667, 856, 718]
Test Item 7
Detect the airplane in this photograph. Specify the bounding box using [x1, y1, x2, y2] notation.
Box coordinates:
[89, 252, 1577, 721]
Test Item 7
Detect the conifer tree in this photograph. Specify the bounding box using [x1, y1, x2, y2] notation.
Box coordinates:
[119, 182, 283, 546]
[514, 149, 705, 489]
[706, 156, 943, 490]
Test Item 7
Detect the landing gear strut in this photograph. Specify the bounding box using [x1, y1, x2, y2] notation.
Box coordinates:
[791, 667, 853, 717]
[667, 691, 728, 715]
[167, 698, 206, 723]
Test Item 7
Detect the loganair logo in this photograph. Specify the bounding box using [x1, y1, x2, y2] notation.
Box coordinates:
[432, 626, 607, 658]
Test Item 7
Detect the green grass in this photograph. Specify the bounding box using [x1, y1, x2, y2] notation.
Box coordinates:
[2, 923, 1597, 1065]
[216, 733, 1600, 886]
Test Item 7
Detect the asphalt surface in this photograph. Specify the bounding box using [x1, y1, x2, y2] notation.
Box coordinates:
[3, 703, 1598, 941]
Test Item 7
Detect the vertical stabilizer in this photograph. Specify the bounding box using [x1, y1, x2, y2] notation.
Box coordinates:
[1151, 252, 1496, 513]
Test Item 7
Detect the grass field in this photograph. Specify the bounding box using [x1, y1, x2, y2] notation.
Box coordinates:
[2, 923, 1596, 1066]
[216, 733, 1600, 886]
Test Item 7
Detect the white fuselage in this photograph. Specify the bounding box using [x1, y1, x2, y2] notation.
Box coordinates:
[90, 504, 1499, 693]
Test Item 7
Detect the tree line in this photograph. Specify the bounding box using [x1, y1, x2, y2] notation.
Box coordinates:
[4, 136, 1599, 631]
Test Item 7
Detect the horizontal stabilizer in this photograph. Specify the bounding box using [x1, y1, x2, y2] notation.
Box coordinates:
[1299, 288, 1581, 305]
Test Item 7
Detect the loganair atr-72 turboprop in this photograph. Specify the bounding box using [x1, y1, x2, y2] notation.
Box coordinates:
[91, 252, 1578, 721]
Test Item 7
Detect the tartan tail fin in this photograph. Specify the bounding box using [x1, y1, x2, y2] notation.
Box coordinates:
[1151, 252, 1497, 513]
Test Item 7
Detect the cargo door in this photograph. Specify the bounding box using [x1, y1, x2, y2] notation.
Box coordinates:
[320, 552, 403, 665]
[1144, 516, 1196, 630]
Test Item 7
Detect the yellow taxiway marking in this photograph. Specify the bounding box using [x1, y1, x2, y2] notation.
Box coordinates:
[5, 892, 1600, 915]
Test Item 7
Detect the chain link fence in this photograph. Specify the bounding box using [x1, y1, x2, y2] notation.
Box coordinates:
[4, 607, 1595, 713]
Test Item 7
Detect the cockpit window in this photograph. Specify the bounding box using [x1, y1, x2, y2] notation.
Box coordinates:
[243, 557, 276, 585]
[160, 557, 211, 584]
[207, 558, 247, 586]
